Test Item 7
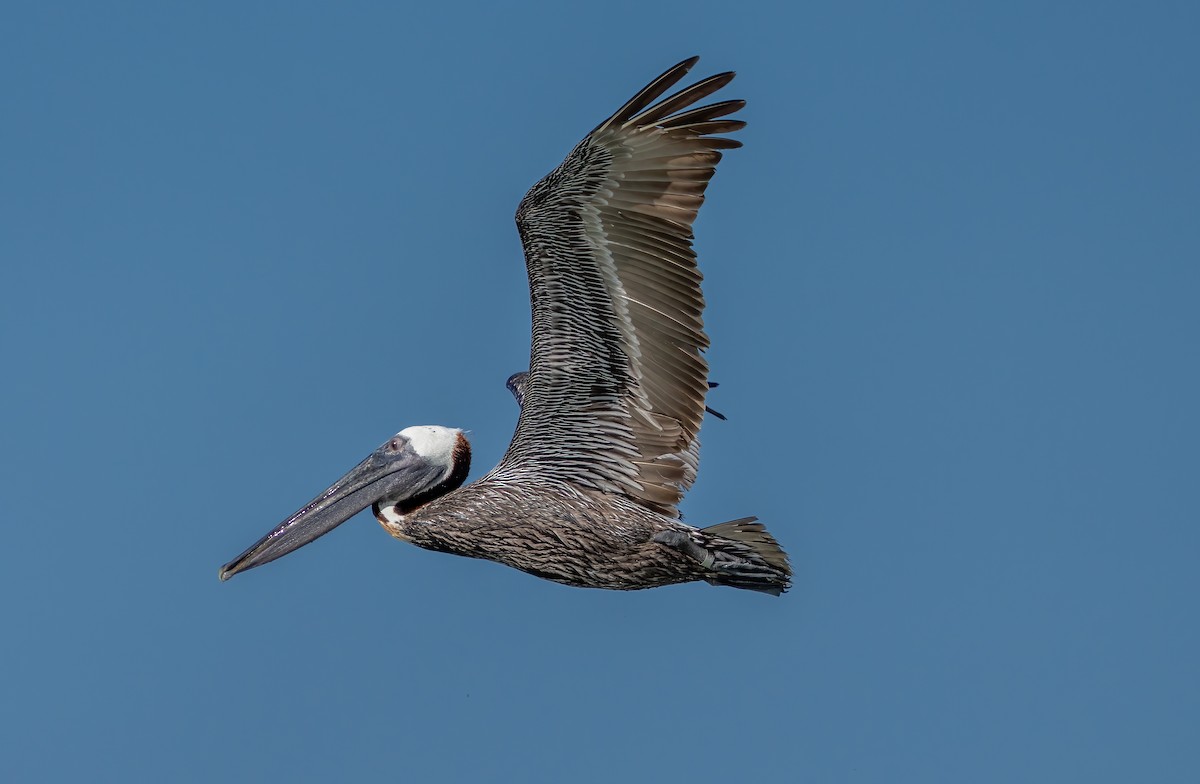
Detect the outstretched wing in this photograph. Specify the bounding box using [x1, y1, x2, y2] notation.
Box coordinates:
[493, 57, 744, 518]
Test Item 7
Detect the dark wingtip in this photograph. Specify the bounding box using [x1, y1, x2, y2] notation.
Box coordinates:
[603, 56, 705, 130]
[705, 381, 726, 420]
[506, 371, 528, 409]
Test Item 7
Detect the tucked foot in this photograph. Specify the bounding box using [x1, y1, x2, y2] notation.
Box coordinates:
[652, 529, 716, 567]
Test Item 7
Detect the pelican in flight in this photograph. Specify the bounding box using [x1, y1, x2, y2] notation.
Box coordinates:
[220, 57, 791, 595]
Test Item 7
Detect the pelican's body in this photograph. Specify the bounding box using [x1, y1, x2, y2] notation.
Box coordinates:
[380, 471, 784, 592]
[221, 57, 791, 595]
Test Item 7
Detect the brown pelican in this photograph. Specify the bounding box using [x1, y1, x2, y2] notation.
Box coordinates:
[220, 57, 792, 595]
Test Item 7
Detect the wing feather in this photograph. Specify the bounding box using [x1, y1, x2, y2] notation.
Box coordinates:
[627, 73, 736, 126]
[493, 57, 744, 517]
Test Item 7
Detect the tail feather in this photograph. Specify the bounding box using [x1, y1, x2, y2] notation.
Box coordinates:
[700, 516, 792, 596]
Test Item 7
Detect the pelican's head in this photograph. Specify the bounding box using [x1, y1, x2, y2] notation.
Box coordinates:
[219, 426, 471, 581]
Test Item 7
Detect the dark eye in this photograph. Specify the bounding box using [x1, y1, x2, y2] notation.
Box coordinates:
[388, 437, 404, 452]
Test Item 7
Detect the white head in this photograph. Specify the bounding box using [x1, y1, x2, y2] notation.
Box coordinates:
[398, 425, 463, 475]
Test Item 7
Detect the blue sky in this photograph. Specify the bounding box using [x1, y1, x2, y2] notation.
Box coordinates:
[3, 2, 1197, 781]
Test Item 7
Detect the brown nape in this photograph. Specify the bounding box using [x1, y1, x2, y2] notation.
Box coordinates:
[393, 432, 472, 517]
[449, 432, 472, 489]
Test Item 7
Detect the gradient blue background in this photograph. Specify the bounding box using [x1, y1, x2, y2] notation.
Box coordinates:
[3, 2, 1197, 781]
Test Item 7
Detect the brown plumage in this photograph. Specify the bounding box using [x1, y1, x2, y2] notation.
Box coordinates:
[219, 57, 791, 595]
[379, 58, 789, 594]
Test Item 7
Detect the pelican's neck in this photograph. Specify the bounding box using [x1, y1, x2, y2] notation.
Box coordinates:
[375, 501, 413, 542]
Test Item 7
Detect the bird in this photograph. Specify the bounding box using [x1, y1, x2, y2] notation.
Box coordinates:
[220, 56, 791, 595]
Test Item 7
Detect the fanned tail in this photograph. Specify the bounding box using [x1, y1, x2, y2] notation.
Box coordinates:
[700, 517, 792, 596]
